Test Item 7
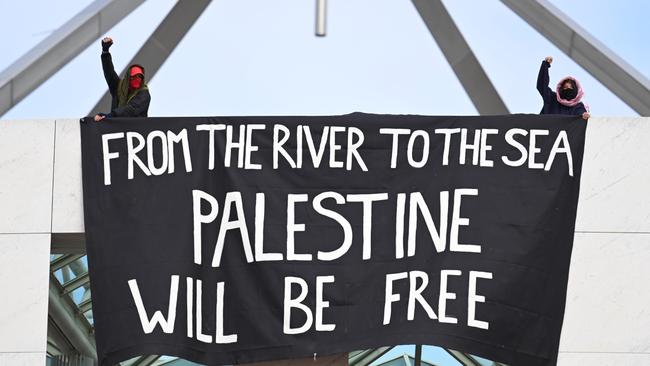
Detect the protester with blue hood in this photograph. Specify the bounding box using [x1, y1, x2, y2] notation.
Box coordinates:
[537, 56, 590, 120]
[94, 37, 151, 122]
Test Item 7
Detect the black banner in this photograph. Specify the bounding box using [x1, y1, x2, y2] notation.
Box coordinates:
[81, 113, 586, 366]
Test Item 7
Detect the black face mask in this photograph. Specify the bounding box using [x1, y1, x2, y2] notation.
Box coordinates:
[560, 88, 578, 100]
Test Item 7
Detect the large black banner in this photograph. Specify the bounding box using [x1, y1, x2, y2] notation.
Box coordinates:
[81, 113, 586, 366]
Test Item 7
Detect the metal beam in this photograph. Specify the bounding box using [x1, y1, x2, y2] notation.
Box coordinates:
[49, 277, 97, 358]
[411, 0, 509, 115]
[133, 355, 161, 366]
[349, 350, 375, 365]
[90, 0, 212, 115]
[316, 0, 327, 36]
[500, 0, 650, 116]
[444, 349, 481, 366]
[48, 354, 97, 366]
[51, 254, 85, 272]
[48, 317, 76, 356]
[0, 0, 146, 117]
[62, 273, 90, 294]
[349, 347, 392, 366]
[78, 298, 93, 314]
[49, 354, 96, 366]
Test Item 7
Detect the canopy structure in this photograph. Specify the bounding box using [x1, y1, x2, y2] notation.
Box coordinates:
[1, 1, 648, 365]
[0, 0, 648, 118]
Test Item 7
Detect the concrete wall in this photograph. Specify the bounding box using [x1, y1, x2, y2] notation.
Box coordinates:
[560, 117, 650, 365]
[0, 120, 54, 365]
[0, 117, 648, 365]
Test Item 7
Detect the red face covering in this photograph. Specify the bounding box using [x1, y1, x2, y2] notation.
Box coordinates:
[129, 76, 142, 90]
[129, 66, 144, 90]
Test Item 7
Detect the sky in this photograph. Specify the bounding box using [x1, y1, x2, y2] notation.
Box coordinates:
[1, 0, 648, 364]
[0, 0, 648, 121]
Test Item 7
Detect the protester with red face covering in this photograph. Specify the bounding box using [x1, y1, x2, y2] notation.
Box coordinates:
[537, 56, 590, 120]
[94, 37, 151, 122]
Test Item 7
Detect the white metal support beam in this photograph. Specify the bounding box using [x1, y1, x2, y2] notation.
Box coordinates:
[500, 0, 650, 116]
[0, 0, 146, 117]
[48, 278, 96, 359]
[90, 0, 212, 115]
[411, 0, 509, 115]
[444, 349, 481, 366]
[133, 355, 161, 366]
[316, 0, 327, 36]
[349, 347, 392, 366]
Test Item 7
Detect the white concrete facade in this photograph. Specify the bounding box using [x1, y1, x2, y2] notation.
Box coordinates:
[559, 117, 650, 364]
[0, 117, 648, 365]
[0, 120, 54, 365]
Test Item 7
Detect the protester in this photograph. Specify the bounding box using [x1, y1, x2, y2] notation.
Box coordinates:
[537, 56, 589, 120]
[94, 37, 150, 122]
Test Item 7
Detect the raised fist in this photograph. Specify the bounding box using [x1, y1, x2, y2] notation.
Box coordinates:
[101, 37, 113, 52]
[544, 56, 553, 64]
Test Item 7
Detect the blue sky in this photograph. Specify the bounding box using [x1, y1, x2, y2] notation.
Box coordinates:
[0, 0, 648, 121]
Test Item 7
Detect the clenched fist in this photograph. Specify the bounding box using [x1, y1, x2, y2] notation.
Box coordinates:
[101, 37, 113, 52]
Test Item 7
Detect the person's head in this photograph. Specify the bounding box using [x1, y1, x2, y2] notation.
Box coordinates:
[556, 77, 581, 102]
[128, 64, 145, 90]
[562, 80, 575, 91]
